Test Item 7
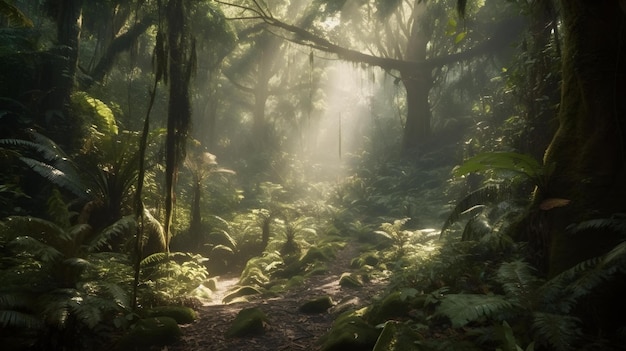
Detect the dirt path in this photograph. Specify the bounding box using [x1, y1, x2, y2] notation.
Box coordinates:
[169, 242, 388, 351]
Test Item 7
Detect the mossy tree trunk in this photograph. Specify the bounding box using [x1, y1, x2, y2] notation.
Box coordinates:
[164, 0, 195, 251]
[538, 1, 626, 276]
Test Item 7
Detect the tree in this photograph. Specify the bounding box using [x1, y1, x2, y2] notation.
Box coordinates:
[533, 1, 626, 275]
[217, 0, 523, 153]
[162, 0, 195, 250]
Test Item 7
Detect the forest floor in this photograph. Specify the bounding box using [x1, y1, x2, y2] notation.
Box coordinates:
[168, 241, 389, 351]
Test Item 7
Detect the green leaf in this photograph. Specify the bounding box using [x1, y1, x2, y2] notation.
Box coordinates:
[455, 31, 467, 44]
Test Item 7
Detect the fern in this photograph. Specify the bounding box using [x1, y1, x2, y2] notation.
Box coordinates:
[531, 312, 582, 351]
[0, 1, 33, 28]
[566, 215, 626, 236]
[86, 215, 135, 252]
[497, 260, 541, 306]
[436, 293, 515, 328]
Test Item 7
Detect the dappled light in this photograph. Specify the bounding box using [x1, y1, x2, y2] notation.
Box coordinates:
[2, 1, 626, 351]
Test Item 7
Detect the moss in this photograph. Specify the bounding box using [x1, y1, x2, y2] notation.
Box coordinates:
[300, 246, 333, 265]
[142, 305, 197, 324]
[319, 309, 379, 351]
[368, 291, 427, 324]
[299, 296, 334, 314]
[339, 272, 363, 288]
[222, 285, 263, 304]
[225, 307, 268, 338]
[117, 317, 181, 350]
[350, 252, 380, 269]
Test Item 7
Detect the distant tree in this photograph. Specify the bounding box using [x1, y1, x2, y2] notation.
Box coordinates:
[217, 0, 524, 153]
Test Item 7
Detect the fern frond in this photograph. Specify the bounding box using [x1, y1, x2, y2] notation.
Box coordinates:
[68, 294, 102, 329]
[0, 310, 42, 329]
[86, 215, 135, 252]
[139, 252, 170, 267]
[436, 293, 515, 328]
[0, 1, 34, 27]
[46, 188, 71, 229]
[602, 241, 626, 267]
[10, 236, 64, 263]
[532, 312, 581, 351]
[19, 157, 88, 198]
[566, 216, 626, 236]
[440, 185, 508, 238]
[208, 229, 237, 249]
[211, 244, 234, 256]
[497, 260, 541, 306]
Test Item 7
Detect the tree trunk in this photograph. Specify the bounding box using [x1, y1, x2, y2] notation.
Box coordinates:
[45, 0, 83, 150]
[401, 2, 433, 153]
[539, 1, 626, 276]
[401, 68, 432, 151]
[164, 0, 193, 251]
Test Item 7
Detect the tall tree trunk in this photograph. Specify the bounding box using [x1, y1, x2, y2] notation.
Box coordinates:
[46, 0, 83, 149]
[401, 2, 433, 153]
[164, 0, 194, 251]
[540, 1, 626, 276]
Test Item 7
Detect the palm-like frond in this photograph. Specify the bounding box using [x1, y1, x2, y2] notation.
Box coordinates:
[0, 310, 42, 329]
[19, 157, 89, 198]
[139, 252, 171, 267]
[440, 185, 508, 238]
[436, 293, 515, 328]
[566, 215, 626, 236]
[0, 1, 33, 28]
[208, 228, 238, 250]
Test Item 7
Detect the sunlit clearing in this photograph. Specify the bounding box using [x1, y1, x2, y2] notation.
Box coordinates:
[303, 61, 380, 180]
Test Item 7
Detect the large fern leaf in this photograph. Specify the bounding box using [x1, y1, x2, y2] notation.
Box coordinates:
[0, 310, 42, 329]
[566, 216, 626, 236]
[19, 157, 88, 198]
[440, 185, 507, 238]
[436, 293, 515, 328]
[497, 260, 541, 307]
[531, 312, 581, 351]
[86, 215, 135, 252]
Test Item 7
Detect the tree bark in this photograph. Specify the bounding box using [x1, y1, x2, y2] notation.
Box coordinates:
[164, 0, 194, 251]
[539, 1, 626, 276]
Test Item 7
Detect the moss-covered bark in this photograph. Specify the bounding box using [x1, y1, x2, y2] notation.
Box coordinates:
[539, 1, 626, 276]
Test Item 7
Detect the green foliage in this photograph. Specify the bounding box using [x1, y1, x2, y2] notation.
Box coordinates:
[453, 152, 550, 191]
[71, 91, 119, 139]
[436, 293, 515, 328]
[0, 130, 90, 199]
[138, 252, 209, 306]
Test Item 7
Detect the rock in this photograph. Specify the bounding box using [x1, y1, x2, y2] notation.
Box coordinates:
[117, 317, 181, 350]
[222, 285, 263, 304]
[319, 309, 379, 351]
[225, 307, 268, 338]
[299, 296, 334, 314]
[339, 272, 363, 288]
[142, 305, 197, 324]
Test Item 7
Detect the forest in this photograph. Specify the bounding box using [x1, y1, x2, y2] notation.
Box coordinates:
[1, 0, 625, 350]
